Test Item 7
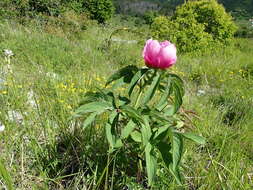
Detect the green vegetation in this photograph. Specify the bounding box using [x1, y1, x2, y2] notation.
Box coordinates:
[0, 1, 252, 189]
[0, 0, 115, 23]
[84, 0, 115, 23]
[151, 0, 237, 53]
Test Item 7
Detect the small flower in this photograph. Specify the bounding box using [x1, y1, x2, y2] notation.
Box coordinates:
[0, 90, 7, 95]
[143, 39, 177, 69]
[0, 123, 5, 132]
[197, 89, 206, 96]
[3, 49, 14, 57]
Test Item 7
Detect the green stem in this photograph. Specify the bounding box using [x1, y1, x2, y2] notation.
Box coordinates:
[134, 77, 143, 108]
[104, 154, 110, 190]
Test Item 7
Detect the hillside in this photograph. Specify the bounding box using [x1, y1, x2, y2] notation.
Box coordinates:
[114, 0, 253, 17]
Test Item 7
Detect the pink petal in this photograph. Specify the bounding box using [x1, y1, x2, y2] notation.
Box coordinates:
[142, 39, 153, 56]
[145, 40, 161, 67]
[160, 40, 171, 47]
[158, 44, 177, 69]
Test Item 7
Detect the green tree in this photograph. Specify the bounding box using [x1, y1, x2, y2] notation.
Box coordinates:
[151, 0, 237, 53]
[83, 0, 115, 23]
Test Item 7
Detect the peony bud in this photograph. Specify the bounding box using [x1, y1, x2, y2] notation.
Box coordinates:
[142, 39, 177, 69]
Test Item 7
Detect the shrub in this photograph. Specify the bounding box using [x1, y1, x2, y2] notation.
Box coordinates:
[152, 16, 214, 53]
[28, 0, 62, 16]
[0, 0, 114, 23]
[151, 0, 237, 53]
[0, 0, 63, 17]
[142, 11, 160, 25]
[83, 0, 115, 23]
[0, 0, 19, 19]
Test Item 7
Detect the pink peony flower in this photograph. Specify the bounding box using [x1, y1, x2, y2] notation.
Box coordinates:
[143, 39, 177, 69]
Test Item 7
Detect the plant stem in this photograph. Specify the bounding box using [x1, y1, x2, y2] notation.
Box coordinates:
[104, 153, 110, 190]
[134, 80, 143, 108]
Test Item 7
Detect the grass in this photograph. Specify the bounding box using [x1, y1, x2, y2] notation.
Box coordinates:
[0, 16, 252, 189]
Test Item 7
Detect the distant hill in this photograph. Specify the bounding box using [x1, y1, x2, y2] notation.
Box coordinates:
[218, 0, 253, 18]
[113, 0, 184, 15]
[114, 0, 253, 18]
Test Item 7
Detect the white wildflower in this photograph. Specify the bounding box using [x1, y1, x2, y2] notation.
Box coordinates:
[197, 89, 206, 96]
[0, 123, 5, 132]
[3, 49, 14, 57]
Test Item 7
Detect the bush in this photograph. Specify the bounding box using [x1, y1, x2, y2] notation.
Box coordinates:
[152, 16, 214, 53]
[83, 0, 114, 23]
[151, 0, 237, 53]
[142, 11, 160, 25]
[0, 0, 114, 23]
[0, 0, 64, 17]
[0, 0, 20, 19]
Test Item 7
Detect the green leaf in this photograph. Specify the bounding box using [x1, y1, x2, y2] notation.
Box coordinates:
[128, 68, 149, 96]
[108, 110, 118, 124]
[130, 131, 142, 143]
[156, 78, 172, 110]
[141, 116, 152, 146]
[0, 160, 14, 190]
[167, 73, 184, 96]
[106, 65, 138, 86]
[156, 141, 172, 168]
[118, 96, 130, 107]
[74, 101, 113, 117]
[171, 80, 183, 114]
[120, 105, 143, 123]
[79, 90, 111, 105]
[156, 141, 183, 184]
[169, 164, 183, 185]
[149, 109, 170, 123]
[145, 143, 157, 187]
[172, 132, 183, 171]
[153, 126, 170, 141]
[82, 112, 97, 129]
[106, 113, 123, 152]
[105, 124, 123, 151]
[105, 123, 116, 150]
[175, 120, 185, 129]
[121, 119, 136, 139]
[161, 73, 184, 114]
[111, 77, 125, 90]
[115, 139, 123, 148]
[181, 132, 206, 144]
[141, 71, 161, 105]
[163, 106, 175, 116]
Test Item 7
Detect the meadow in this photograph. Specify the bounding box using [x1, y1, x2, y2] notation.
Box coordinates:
[0, 16, 253, 189]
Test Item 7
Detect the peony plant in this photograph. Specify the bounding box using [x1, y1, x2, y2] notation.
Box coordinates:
[74, 39, 205, 187]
